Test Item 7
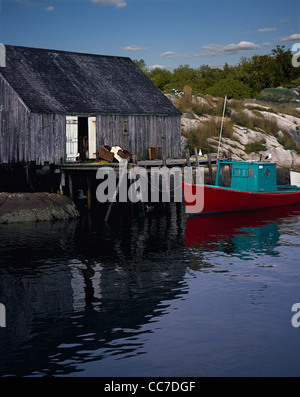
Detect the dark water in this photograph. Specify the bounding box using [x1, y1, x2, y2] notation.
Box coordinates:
[1, 203, 300, 377]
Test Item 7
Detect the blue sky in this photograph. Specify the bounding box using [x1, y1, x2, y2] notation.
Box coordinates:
[0, 0, 299, 70]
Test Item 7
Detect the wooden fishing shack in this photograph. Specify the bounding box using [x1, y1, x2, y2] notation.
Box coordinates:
[0, 44, 181, 191]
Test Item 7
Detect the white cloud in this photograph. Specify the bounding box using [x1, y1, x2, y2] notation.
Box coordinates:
[257, 28, 276, 32]
[160, 41, 261, 60]
[280, 33, 300, 42]
[280, 17, 290, 23]
[149, 64, 172, 70]
[161, 51, 176, 57]
[262, 42, 272, 47]
[122, 45, 147, 51]
[199, 41, 261, 57]
[91, 0, 127, 8]
[45, 6, 54, 12]
[160, 51, 191, 58]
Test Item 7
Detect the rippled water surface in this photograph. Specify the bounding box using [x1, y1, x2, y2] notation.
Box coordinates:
[1, 203, 300, 377]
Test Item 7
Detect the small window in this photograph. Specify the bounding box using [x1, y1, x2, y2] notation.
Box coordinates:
[264, 168, 271, 179]
[249, 168, 254, 177]
[233, 168, 240, 176]
[123, 120, 129, 134]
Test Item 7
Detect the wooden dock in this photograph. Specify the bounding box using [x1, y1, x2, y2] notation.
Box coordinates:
[55, 152, 223, 213]
[57, 154, 220, 172]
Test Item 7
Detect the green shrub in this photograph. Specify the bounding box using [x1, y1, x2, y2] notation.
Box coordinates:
[183, 119, 233, 154]
[205, 78, 252, 100]
[244, 139, 268, 154]
[277, 132, 299, 152]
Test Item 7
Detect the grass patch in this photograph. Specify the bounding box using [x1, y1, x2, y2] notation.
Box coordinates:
[230, 110, 279, 135]
[183, 118, 234, 154]
[277, 132, 300, 152]
[244, 139, 268, 154]
[257, 88, 299, 104]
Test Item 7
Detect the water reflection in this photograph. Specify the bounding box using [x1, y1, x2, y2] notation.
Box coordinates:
[184, 204, 300, 272]
[185, 205, 300, 253]
[1, 203, 300, 376]
[0, 209, 187, 376]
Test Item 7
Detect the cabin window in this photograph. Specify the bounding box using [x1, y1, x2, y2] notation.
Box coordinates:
[218, 163, 231, 187]
[233, 168, 249, 177]
[121, 119, 129, 148]
[249, 168, 254, 177]
[264, 168, 271, 179]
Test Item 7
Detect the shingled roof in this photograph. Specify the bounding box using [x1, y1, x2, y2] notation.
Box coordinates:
[1, 45, 181, 116]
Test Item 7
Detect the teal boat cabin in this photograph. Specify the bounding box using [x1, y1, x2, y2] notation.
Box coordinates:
[216, 160, 298, 193]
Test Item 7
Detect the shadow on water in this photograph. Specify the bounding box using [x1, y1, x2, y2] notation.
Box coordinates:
[0, 204, 187, 376]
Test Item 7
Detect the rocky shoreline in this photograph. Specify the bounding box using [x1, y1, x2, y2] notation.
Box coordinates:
[174, 90, 300, 169]
[0, 192, 79, 224]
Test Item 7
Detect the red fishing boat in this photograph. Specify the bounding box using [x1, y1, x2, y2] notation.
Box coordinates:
[182, 160, 300, 215]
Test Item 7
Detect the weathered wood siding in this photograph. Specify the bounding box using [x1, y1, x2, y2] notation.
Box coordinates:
[0, 75, 65, 165]
[29, 113, 66, 165]
[96, 114, 181, 160]
[0, 75, 29, 164]
[1, 74, 181, 164]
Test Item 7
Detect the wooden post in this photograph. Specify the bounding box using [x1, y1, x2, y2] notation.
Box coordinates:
[185, 148, 193, 183]
[87, 176, 92, 211]
[68, 172, 73, 200]
[162, 155, 171, 213]
[194, 147, 199, 167]
[133, 154, 145, 217]
[185, 148, 191, 167]
[105, 158, 130, 223]
[25, 162, 36, 193]
[59, 171, 65, 195]
[162, 136, 166, 158]
[208, 153, 213, 185]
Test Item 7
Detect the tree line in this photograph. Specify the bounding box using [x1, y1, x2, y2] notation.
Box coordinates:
[134, 46, 300, 100]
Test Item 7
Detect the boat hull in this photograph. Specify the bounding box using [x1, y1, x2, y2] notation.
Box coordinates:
[182, 183, 300, 215]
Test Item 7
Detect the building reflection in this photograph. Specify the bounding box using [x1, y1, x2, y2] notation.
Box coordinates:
[1, 203, 300, 376]
[0, 208, 187, 376]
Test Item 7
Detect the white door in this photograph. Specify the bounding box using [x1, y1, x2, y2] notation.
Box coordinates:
[88, 117, 97, 159]
[66, 116, 79, 162]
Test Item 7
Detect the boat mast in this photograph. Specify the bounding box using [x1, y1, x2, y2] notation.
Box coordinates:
[217, 94, 227, 160]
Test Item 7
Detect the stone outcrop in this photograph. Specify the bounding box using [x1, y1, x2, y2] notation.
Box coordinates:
[179, 94, 300, 168]
[0, 192, 79, 224]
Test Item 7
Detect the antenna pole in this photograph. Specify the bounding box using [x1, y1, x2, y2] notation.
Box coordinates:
[217, 94, 227, 160]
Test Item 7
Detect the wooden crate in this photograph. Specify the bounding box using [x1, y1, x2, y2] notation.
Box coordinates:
[148, 147, 162, 160]
[117, 149, 133, 159]
[98, 145, 114, 163]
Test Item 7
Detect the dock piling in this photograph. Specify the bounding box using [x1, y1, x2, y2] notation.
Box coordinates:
[105, 157, 130, 223]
